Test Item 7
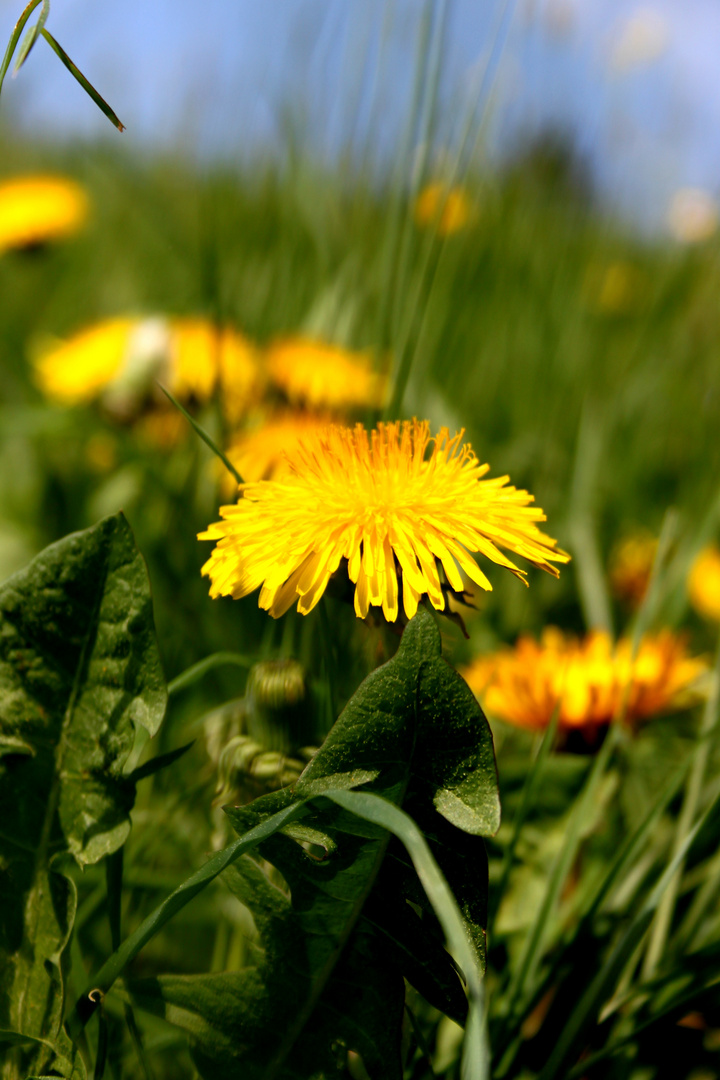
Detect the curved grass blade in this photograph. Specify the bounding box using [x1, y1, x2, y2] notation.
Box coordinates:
[11, 0, 48, 74]
[642, 625, 720, 978]
[325, 789, 489, 1080]
[125, 740, 195, 783]
[495, 724, 620, 1047]
[67, 797, 309, 1038]
[40, 28, 125, 132]
[167, 652, 254, 696]
[157, 383, 242, 485]
[490, 705, 559, 929]
[0, 0, 43, 93]
[537, 780, 720, 1080]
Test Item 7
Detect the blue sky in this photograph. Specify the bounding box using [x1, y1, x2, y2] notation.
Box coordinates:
[1, 0, 717, 229]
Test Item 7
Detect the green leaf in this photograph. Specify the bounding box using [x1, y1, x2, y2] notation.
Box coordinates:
[69, 790, 310, 1038]
[296, 609, 500, 837]
[132, 789, 404, 1080]
[131, 612, 499, 1078]
[326, 790, 490, 1080]
[0, 514, 165, 1075]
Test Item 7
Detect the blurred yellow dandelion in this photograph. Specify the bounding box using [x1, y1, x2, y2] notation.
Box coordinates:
[34, 315, 261, 422]
[225, 411, 334, 486]
[462, 628, 706, 733]
[199, 419, 570, 620]
[266, 337, 384, 411]
[414, 182, 473, 235]
[609, 532, 657, 607]
[171, 319, 260, 423]
[688, 545, 720, 622]
[0, 175, 89, 252]
[34, 317, 137, 405]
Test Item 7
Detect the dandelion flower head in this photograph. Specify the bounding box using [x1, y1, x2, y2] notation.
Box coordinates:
[414, 182, 473, 235]
[34, 315, 260, 421]
[34, 317, 138, 405]
[0, 175, 89, 252]
[266, 337, 384, 411]
[172, 318, 260, 423]
[462, 627, 706, 733]
[688, 545, 720, 622]
[199, 419, 570, 621]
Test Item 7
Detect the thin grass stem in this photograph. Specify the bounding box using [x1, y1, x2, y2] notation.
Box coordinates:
[641, 626, 720, 978]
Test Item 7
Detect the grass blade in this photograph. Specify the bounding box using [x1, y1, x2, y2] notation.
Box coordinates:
[537, 781, 720, 1080]
[325, 789, 489, 1080]
[490, 705, 560, 929]
[40, 27, 125, 132]
[167, 651, 254, 696]
[0, 0, 43, 93]
[495, 723, 620, 1049]
[126, 741, 195, 783]
[11, 0, 48, 74]
[68, 797, 309, 1036]
[158, 383, 242, 485]
[642, 626, 720, 978]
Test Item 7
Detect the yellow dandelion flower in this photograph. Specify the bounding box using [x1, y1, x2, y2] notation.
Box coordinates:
[414, 182, 473, 235]
[609, 531, 657, 607]
[225, 411, 334, 487]
[266, 337, 385, 411]
[34, 315, 261, 423]
[171, 319, 261, 423]
[0, 175, 89, 252]
[34, 317, 137, 405]
[462, 627, 706, 733]
[199, 419, 570, 621]
[688, 545, 720, 622]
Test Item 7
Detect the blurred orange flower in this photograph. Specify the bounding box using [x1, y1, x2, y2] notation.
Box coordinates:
[462, 627, 706, 733]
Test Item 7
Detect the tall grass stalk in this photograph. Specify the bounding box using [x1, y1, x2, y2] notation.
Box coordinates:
[641, 626, 720, 978]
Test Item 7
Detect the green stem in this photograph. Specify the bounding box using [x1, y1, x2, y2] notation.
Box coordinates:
[167, 651, 253, 696]
[319, 598, 338, 726]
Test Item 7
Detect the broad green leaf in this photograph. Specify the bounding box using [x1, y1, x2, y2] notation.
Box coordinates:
[296, 609, 500, 837]
[132, 791, 404, 1080]
[132, 612, 499, 1077]
[0, 514, 165, 1077]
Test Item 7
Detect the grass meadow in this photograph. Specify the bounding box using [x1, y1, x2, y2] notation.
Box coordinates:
[2, 18, 720, 1079]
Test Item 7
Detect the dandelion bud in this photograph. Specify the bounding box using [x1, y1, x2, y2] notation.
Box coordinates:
[245, 658, 310, 753]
